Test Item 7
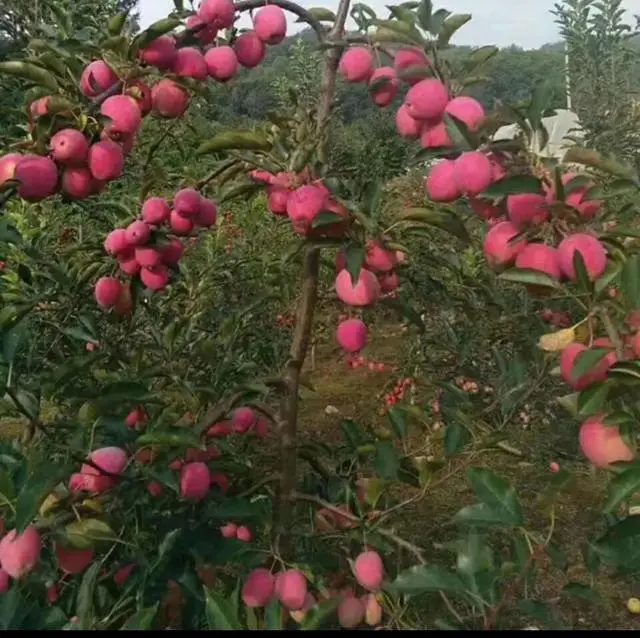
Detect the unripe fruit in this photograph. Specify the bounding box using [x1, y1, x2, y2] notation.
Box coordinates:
[196, 198, 218, 227]
[395, 104, 421, 139]
[15, 155, 58, 201]
[253, 5, 287, 44]
[336, 318, 368, 353]
[557, 233, 607, 281]
[80, 60, 118, 97]
[276, 569, 308, 611]
[83, 446, 128, 475]
[100, 95, 142, 137]
[186, 14, 218, 45]
[267, 186, 289, 215]
[335, 268, 380, 307]
[627, 597, 640, 614]
[88, 140, 124, 182]
[142, 197, 171, 225]
[236, 526, 253, 542]
[141, 265, 170, 291]
[453, 151, 492, 196]
[420, 121, 452, 148]
[220, 522, 238, 538]
[379, 272, 400, 293]
[354, 551, 384, 591]
[242, 568, 275, 607]
[286, 184, 328, 235]
[425, 159, 459, 202]
[159, 238, 184, 266]
[234, 31, 266, 68]
[232, 406, 256, 433]
[50, 128, 89, 166]
[139, 35, 177, 70]
[61, 167, 94, 200]
[338, 47, 374, 83]
[506, 193, 549, 228]
[204, 46, 238, 82]
[579, 414, 634, 469]
[338, 595, 365, 628]
[199, 0, 235, 28]
[394, 47, 429, 84]
[180, 462, 210, 501]
[135, 246, 162, 268]
[445, 96, 485, 132]
[483, 221, 527, 270]
[369, 67, 398, 107]
[151, 79, 189, 118]
[405, 79, 449, 120]
[514, 243, 561, 280]
[54, 543, 94, 575]
[125, 220, 151, 246]
[362, 593, 383, 626]
[169, 210, 195, 235]
[0, 569, 8, 593]
[94, 277, 122, 309]
[0, 153, 22, 187]
[174, 188, 201, 218]
[0, 527, 41, 579]
[207, 421, 232, 438]
[172, 47, 208, 80]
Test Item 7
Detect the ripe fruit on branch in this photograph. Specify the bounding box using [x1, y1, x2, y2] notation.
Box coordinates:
[172, 47, 208, 81]
[506, 193, 549, 228]
[482, 221, 527, 270]
[579, 414, 634, 469]
[234, 31, 266, 68]
[180, 462, 210, 501]
[88, 140, 124, 182]
[453, 151, 493, 197]
[50, 129, 90, 166]
[0, 153, 22, 187]
[395, 104, 421, 139]
[0, 526, 41, 579]
[139, 35, 177, 70]
[94, 277, 122, 309]
[338, 47, 374, 83]
[80, 60, 118, 97]
[204, 46, 238, 82]
[514, 243, 561, 280]
[353, 550, 384, 592]
[557, 233, 607, 281]
[253, 5, 287, 45]
[100, 95, 142, 137]
[394, 47, 429, 84]
[559, 343, 616, 391]
[425, 159, 459, 202]
[242, 568, 275, 607]
[338, 595, 365, 628]
[405, 78, 449, 121]
[369, 67, 399, 107]
[275, 569, 308, 611]
[198, 0, 236, 29]
[445, 96, 485, 132]
[55, 544, 95, 575]
[151, 79, 189, 118]
[231, 406, 256, 434]
[335, 268, 380, 306]
[15, 155, 59, 201]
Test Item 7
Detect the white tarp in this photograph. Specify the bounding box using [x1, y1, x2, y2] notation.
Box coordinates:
[493, 109, 583, 159]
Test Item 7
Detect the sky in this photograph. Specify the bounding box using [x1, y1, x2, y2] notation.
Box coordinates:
[139, 0, 640, 50]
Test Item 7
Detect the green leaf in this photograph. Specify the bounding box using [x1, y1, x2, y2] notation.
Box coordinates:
[373, 441, 400, 480]
[196, 132, 271, 156]
[561, 582, 602, 604]
[443, 113, 474, 151]
[454, 502, 516, 526]
[576, 383, 609, 417]
[300, 597, 341, 630]
[298, 8, 336, 22]
[204, 587, 242, 630]
[345, 243, 365, 286]
[416, 0, 433, 30]
[437, 14, 472, 47]
[481, 175, 542, 197]
[603, 466, 640, 514]
[563, 147, 636, 180]
[387, 406, 408, 439]
[108, 11, 129, 36]
[499, 268, 560, 289]
[263, 600, 283, 629]
[98, 381, 151, 402]
[428, 8, 452, 35]
[591, 516, 640, 571]
[572, 348, 610, 380]
[386, 564, 465, 596]
[572, 250, 591, 292]
[399, 208, 470, 243]
[311, 211, 344, 228]
[136, 430, 201, 448]
[0, 61, 59, 91]
[120, 604, 159, 630]
[466, 467, 524, 525]
[77, 562, 101, 630]
[65, 519, 118, 549]
[620, 254, 640, 309]
[444, 422, 470, 457]
[516, 599, 563, 629]
[382, 296, 426, 332]
[373, 19, 424, 45]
